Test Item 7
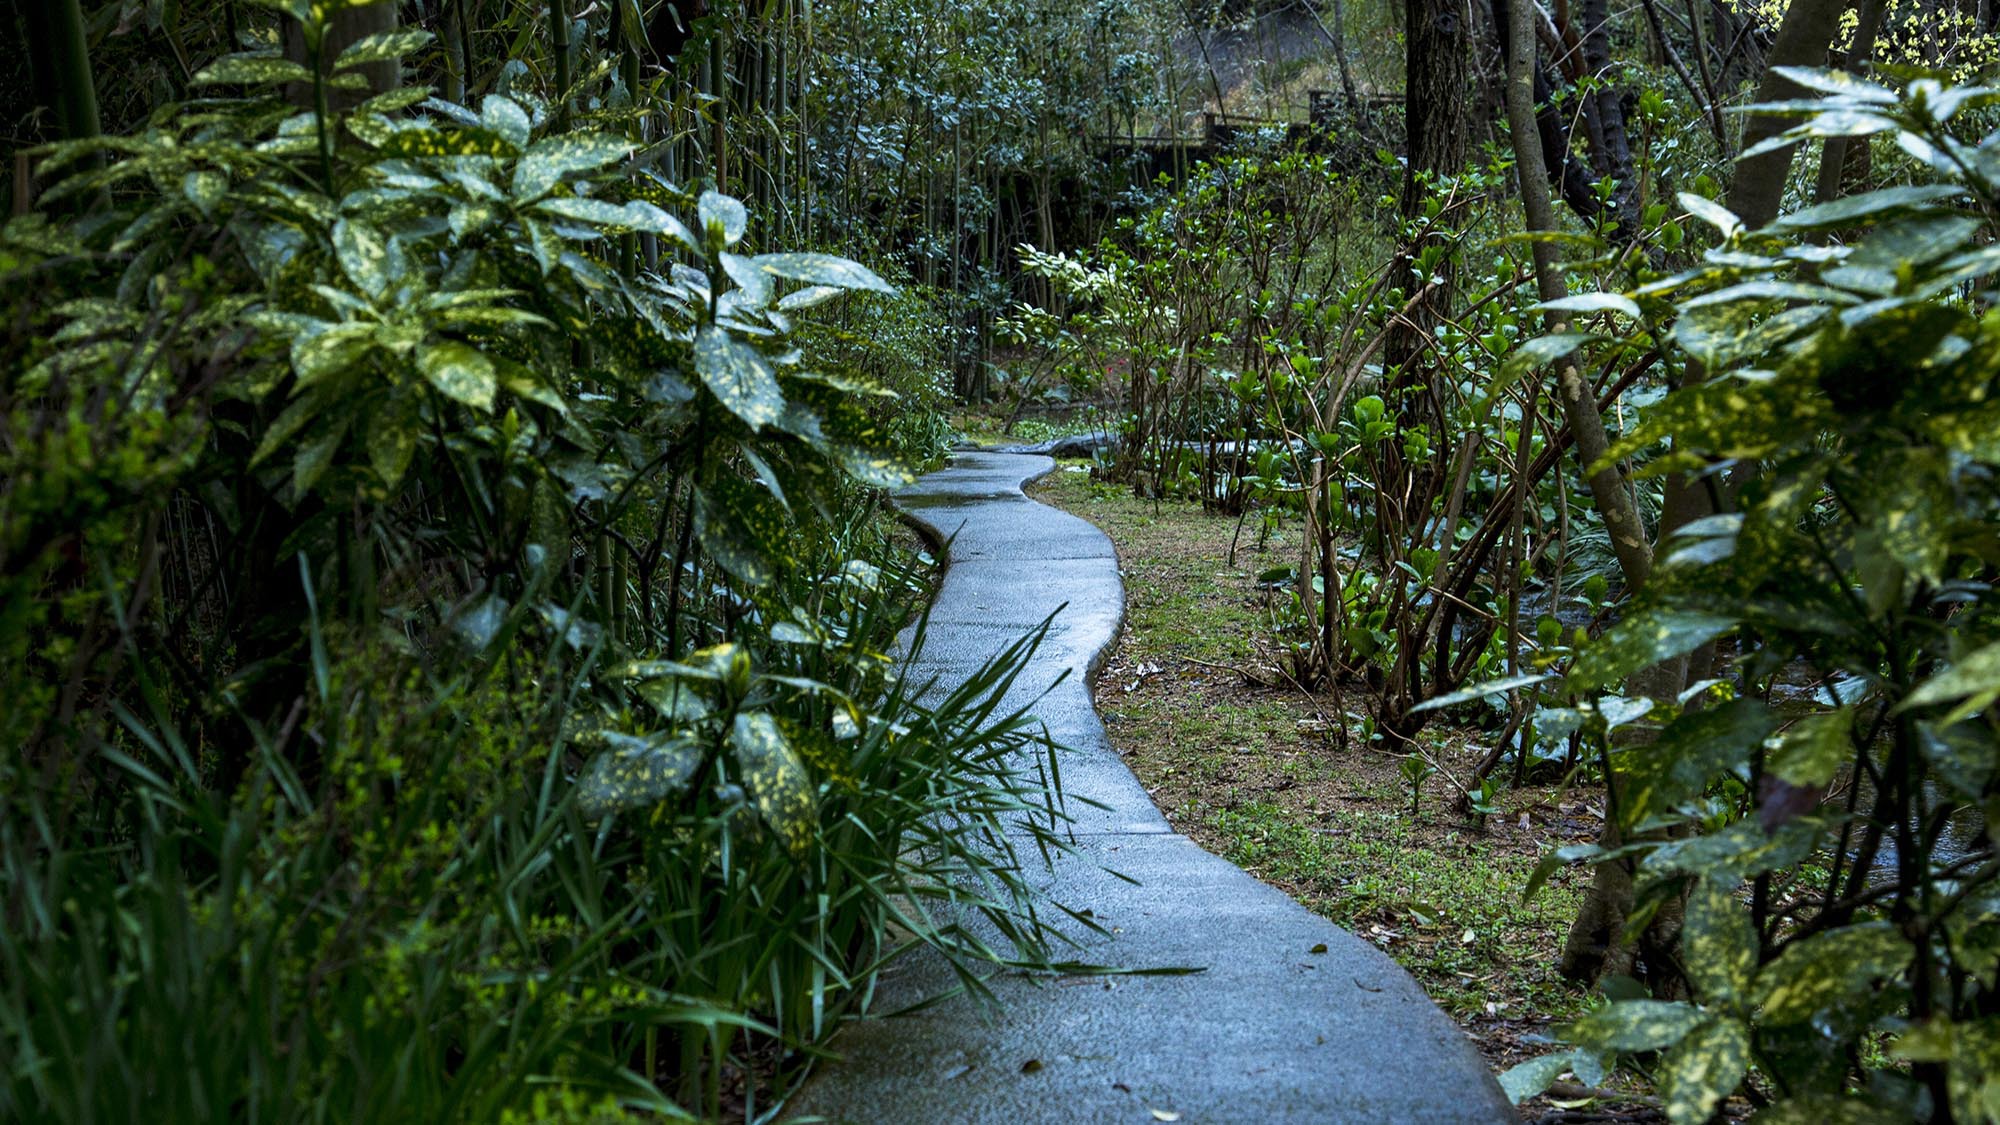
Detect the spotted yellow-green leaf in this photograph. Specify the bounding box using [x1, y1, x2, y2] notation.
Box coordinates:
[535, 196, 637, 227]
[575, 731, 704, 821]
[1770, 709, 1854, 785]
[1758, 921, 1910, 1024]
[480, 95, 532, 148]
[334, 27, 432, 70]
[192, 54, 312, 86]
[359, 86, 430, 115]
[521, 217, 561, 275]
[292, 414, 349, 493]
[1496, 1052, 1575, 1105]
[448, 202, 501, 240]
[623, 200, 702, 252]
[777, 284, 842, 311]
[693, 474, 787, 587]
[731, 711, 816, 856]
[291, 321, 374, 385]
[749, 252, 894, 294]
[332, 218, 393, 299]
[1536, 292, 1641, 320]
[377, 126, 514, 158]
[512, 132, 635, 200]
[418, 341, 496, 411]
[1660, 1017, 1749, 1125]
[697, 190, 748, 248]
[1570, 608, 1736, 690]
[1901, 639, 2000, 725]
[250, 386, 327, 468]
[719, 252, 773, 306]
[1679, 191, 1742, 239]
[367, 395, 420, 487]
[1683, 881, 1757, 1002]
[1617, 699, 1777, 825]
[1566, 999, 1705, 1052]
[182, 170, 227, 217]
[693, 325, 782, 430]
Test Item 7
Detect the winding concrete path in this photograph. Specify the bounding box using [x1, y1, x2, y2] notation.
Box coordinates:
[783, 451, 1510, 1124]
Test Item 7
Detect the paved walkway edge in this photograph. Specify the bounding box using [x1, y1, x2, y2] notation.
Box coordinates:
[782, 451, 1512, 1124]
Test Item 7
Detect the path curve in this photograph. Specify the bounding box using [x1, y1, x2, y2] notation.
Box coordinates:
[784, 451, 1510, 1124]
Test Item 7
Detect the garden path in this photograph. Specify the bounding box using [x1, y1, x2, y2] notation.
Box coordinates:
[783, 450, 1510, 1124]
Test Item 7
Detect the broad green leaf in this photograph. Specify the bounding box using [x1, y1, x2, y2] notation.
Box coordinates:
[292, 414, 348, 493]
[1901, 639, 2000, 725]
[1496, 1052, 1573, 1105]
[1770, 709, 1854, 786]
[192, 54, 311, 86]
[1891, 1016, 2000, 1125]
[449, 202, 500, 239]
[291, 322, 374, 384]
[1683, 881, 1758, 1002]
[747, 252, 895, 294]
[512, 133, 635, 200]
[620, 200, 701, 251]
[1567, 999, 1706, 1052]
[832, 446, 914, 489]
[418, 341, 496, 411]
[633, 679, 712, 723]
[698, 190, 748, 247]
[1758, 922, 1910, 1023]
[250, 387, 327, 468]
[1409, 673, 1553, 714]
[777, 284, 843, 311]
[1571, 609, 1736, 690]
[731, 712, 815, 856]
[1537, 292, 1641, 319]
[769, 621, 819, 645]
[1502, 332, 1602, 381]
[480, 95, 533, 149]
[693, 474, 788, 587]
[1618, 699, 1778, 825]
[182, 170, 226, 217]
[332, 218, 393, 299]
[334, 28, 432, 70]
[693, 325, 782, 430]
[367, 396, 419, 487]
[1768, 66, 1898, 104]
[576, 732, 704, 821]
[1679, 192, 1741, 239]
[1769, 185, 1965, 234]
[719, 252, 772, 306]
[1661, 1018, 1750, 1125]
[535, 196, 635, 227]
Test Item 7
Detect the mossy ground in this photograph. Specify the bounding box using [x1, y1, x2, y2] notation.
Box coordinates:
[1027, 461, 1599, 1076]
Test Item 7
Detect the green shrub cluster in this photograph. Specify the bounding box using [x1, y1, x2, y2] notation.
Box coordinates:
[1, 14, 1065, 1121]
[1503, 71, 2000, 1122]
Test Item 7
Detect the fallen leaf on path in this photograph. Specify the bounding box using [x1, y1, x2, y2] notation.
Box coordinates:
[1150, 1111, 1181, 1122]
[1020, 1059, 1043, 1074]
[1308, 942, 1328, 954]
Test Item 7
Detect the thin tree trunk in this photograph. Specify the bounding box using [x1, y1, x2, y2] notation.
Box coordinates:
[1578, 0, 1640, 237]
[1730, 0, 1847, 227]
[1812, 0, 1888, 205]
[1501, 0, 1671, 986]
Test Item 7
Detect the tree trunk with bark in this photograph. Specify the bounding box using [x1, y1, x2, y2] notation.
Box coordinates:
[1730, 0, 1847, 228]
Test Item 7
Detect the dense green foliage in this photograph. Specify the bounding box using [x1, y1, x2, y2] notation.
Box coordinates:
[1499, 72, 2000, 1123]
[0, 4, 1080, 1120]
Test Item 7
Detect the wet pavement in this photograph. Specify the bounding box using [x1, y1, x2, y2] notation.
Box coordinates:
[782, 451, 1510, 1124]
